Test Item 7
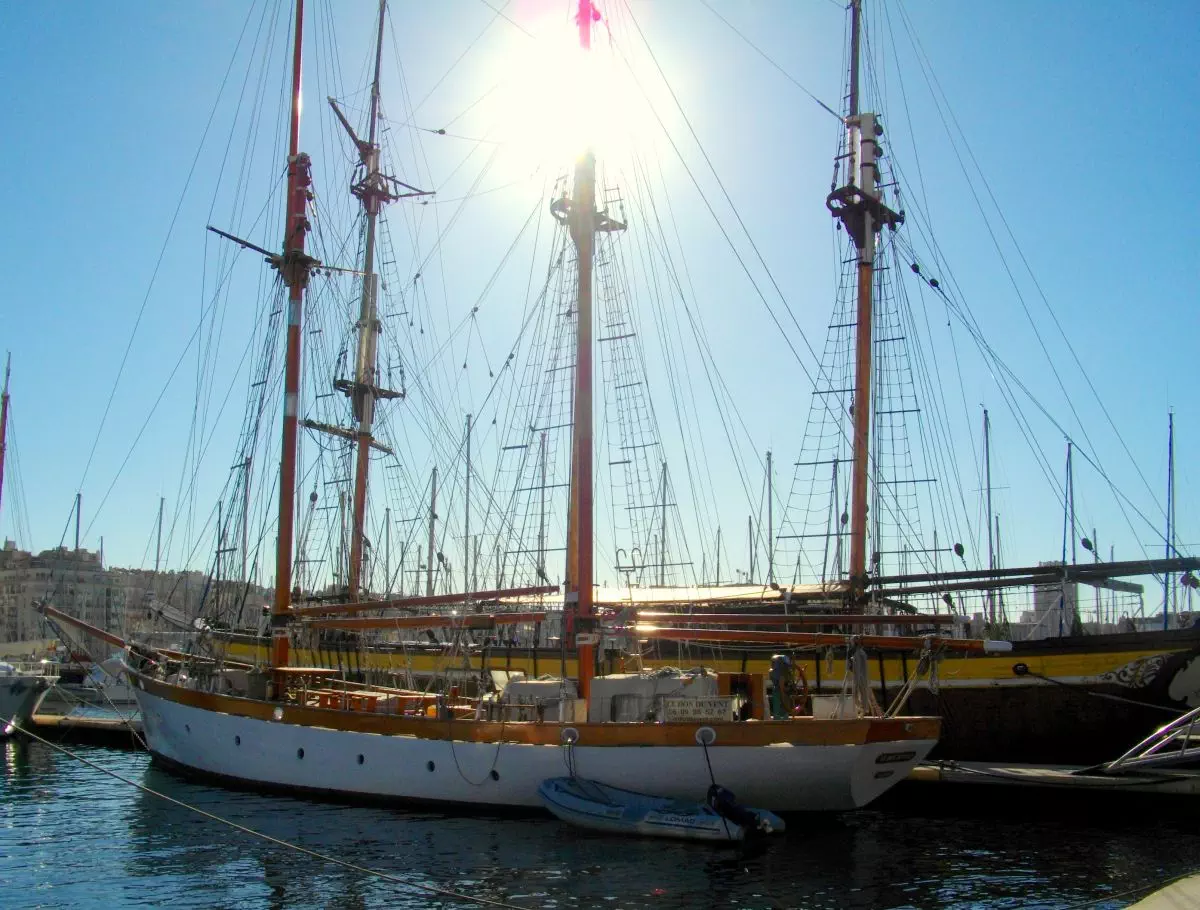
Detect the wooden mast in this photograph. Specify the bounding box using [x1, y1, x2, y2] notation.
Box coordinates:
[273, 0, 315, 671]
[0, 354, 9, 524]
[555, 0, 626, 701]
[828, 0, 902, 602]
[845, 0, 872, 596]
[345, 0, 387, 601]
[333, 0, 430, 599]
[565, 0, 600, 702]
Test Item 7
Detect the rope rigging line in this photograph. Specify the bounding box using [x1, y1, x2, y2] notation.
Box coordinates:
[615, 1, 829, 393]
[474, 0, 535, 41]
[535, 3, 955, 590]
[883, 240, 974, 569]
[372, 206, 572, 590]
[74, 0, 264, 499]
[596, 216, 692, 584]
[406, 0, 516, 123]
[891, 0, 1165, 549]
[81, 243, 286, 546]
[696, 0, 844, 123]
[2, 407, 33, 549]
[888, 236, 977, 559]
[900, 243, 1184, 568]
[383, 23, 466, 437]
[874, 0, 981, 564]
[856, 10, 1116, 576]
[608, 5, 941, 570]
[183, 0, 291, 572]
[113, 178, 288, 581]
[630, 154, 729, 543]
[594, 23, 777, 531]
[894, 221, 1068, 515]
[14, 724, 533, 910]
[612, 141, 736, 578]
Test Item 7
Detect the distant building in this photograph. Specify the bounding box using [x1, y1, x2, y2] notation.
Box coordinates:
[0, 540, 267, 646]
[1012, 561, 1079, 640]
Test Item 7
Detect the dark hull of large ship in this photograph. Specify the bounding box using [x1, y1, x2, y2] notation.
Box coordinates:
[908, 627, 1200, 764]
[209, 625, 1200, 765]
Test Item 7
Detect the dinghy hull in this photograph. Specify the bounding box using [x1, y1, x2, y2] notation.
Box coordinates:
[538, 777, 786, 842]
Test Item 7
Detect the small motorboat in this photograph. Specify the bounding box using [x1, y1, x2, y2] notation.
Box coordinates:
[0, 662, 52, 737]
[538, 777, 786, 843]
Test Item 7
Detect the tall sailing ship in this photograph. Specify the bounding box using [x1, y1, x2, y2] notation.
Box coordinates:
[199, 0, 1198, 766]
[43, 0, 1197, 786]
[36, 0, 1012, 812]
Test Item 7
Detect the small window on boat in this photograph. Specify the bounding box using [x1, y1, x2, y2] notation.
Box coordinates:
[297, 748, 305, 759]
[184, 724, 191, 734]
[490, 769, 499, 781]
[235, 735, 241, 746]
[357, 754, 365, 765]
[426, 761, 435, 772]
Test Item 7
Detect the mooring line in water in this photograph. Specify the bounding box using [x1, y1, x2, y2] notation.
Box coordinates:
[1060, 866, 1200, 909]
[13, 722, 532, 910]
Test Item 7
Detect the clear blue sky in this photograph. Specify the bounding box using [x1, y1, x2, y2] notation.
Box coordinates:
[0, 1, 1194, 597]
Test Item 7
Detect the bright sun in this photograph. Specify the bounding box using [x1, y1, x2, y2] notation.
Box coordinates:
[486, 11, 653, 179]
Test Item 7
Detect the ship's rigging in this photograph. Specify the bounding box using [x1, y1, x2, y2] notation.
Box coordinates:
[50, 0, 1194, 647]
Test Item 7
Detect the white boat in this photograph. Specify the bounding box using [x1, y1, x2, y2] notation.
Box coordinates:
[539, 777, 785, 842]
[0, 662, 51, 737]
[126, 666, 937, 811]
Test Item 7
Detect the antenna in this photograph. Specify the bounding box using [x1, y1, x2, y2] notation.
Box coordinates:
[1165, 411, 1175, 629]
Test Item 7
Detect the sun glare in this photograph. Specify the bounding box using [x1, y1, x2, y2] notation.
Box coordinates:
[488, 14, 652, 177]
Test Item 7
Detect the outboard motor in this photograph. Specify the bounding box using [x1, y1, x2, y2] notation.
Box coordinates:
[707, 784, 774, 834]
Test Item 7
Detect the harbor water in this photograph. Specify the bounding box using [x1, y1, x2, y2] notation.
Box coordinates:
[3, 737, 1197, 909]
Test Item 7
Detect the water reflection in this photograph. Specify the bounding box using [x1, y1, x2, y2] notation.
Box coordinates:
[4, 740, 1199, 909]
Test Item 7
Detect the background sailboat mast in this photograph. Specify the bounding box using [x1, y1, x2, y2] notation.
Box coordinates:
[346, 0, 388, 599]
[0, 354, 9, 523]
[273, 0, 313, 669]
[566, 0, 600, 700]
[1165, 411, 1175, 629]
[984, 408, 995, 625]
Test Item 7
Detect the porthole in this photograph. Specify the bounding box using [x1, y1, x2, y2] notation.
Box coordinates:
[489, 769, 500, 782]
[357, 754, 365, 765]
[426, 760, 435, 772]
[297, 748, 305, 759]
[235, 735, 241, 746]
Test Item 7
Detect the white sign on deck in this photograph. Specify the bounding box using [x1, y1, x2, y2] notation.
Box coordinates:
[661, 697, 734, 723]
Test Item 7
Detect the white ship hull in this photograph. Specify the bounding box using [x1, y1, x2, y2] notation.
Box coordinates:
[133, 677, 935, 811]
